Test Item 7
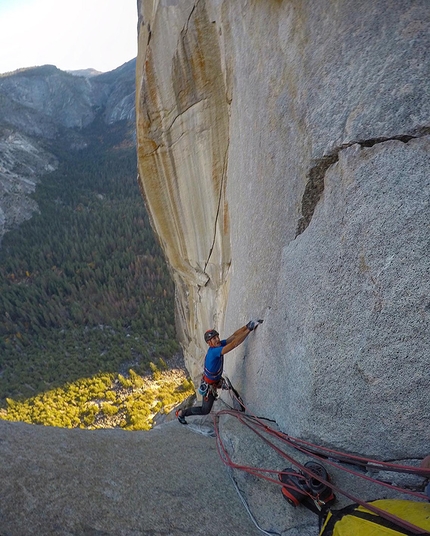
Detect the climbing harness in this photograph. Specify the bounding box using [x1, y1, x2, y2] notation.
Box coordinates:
[198, 375, 223, 399]
[211, 391, 430, 536]
[198, 374, 245, 411]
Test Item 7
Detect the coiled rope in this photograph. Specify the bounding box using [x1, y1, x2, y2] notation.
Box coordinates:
[214, 384, 430, 535]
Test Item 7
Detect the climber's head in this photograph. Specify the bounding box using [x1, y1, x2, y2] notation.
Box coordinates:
[204, 329, 219, 345]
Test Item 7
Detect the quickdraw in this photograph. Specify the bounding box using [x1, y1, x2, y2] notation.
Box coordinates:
[198, 377, 209, 397]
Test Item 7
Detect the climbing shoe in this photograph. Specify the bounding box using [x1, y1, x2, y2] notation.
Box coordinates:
[176, 409, 187, 425]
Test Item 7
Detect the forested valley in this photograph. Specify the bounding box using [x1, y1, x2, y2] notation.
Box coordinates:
[0, 118, 193, 429]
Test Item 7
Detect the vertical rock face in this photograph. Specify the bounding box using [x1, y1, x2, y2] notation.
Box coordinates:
[0, 130, 58, 238]
[136, 0, 429, 457]
[0, 60, 136, 243]
[137, 1, 231, 380]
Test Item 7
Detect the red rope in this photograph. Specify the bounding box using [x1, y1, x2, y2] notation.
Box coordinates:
[237, 412, 429, 499]
[214, 390, 430, 535]
[214, 412, 317, 500]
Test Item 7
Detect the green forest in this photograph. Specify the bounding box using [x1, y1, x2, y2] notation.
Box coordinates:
[0, 119, 191, 426]
[1, 365, 194, 430]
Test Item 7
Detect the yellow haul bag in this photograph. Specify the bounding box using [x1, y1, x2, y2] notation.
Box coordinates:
[319, 499, 430, 536]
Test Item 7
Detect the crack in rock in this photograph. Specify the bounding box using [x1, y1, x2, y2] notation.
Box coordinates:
[295, 130, 430, 237]
[182, 3, 198, 37]
[203, 139, 229, 279]
[168, 98, 208, 133]
[296, 154, 338, 237]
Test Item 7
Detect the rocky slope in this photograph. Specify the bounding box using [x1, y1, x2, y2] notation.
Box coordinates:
[136, 0, 429, 488]
[0, 416, 261, 536]
[0, 59, 136, 243]
[1, 405, 427, 536]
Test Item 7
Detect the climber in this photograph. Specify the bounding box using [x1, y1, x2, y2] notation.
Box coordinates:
[176, 319, 263, 424]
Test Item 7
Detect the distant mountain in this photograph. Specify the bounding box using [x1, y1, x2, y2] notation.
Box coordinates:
[0, 59, 136, 242]
[67, 68, 103, 78]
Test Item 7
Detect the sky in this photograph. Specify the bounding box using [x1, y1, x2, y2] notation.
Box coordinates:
[0, 0, 137, 75]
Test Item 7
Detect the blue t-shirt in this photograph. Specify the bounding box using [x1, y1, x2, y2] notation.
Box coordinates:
[204, 340, 227, 381]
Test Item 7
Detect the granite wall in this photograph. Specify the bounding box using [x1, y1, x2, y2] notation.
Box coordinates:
[136, 0, 429, 458]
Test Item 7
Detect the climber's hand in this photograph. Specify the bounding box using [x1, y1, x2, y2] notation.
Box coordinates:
[246, 319, 264, 331]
